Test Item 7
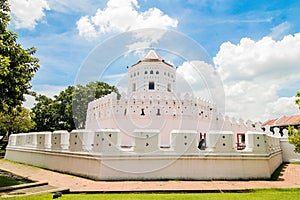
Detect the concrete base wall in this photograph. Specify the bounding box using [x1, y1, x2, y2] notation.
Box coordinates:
[5, 147, 282, 180]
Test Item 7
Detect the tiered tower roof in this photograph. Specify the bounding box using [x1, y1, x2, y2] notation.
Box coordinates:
[131, 49, 174, 68]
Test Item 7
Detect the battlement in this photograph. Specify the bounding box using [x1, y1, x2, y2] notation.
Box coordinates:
[5, 128, 287, 180]
[7, 129, 282, 155]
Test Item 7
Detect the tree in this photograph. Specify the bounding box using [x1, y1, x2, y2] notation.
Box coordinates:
[73, 82, 118, 129]
[296, 91, 300, 109]
[31, 82, 118, 132]
[0, 106, 35, 145]
[54, 86, 76, 131]
[31, 94, 57, 132]
[0, 0, 40, 112]
[288, 91, 300, 153]
[288, 126, 300, 153]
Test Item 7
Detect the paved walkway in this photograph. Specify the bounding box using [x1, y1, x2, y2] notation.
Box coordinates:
[0, 159, 299, 193]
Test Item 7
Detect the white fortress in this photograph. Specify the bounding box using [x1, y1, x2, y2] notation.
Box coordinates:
[5, 50, 300, 180]
[85, 50, 252, 146]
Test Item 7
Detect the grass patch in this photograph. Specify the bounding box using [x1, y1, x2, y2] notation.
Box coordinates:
[0, 175, 22, 187]
[4, 188, 300, 200]
[290, 162, 300, 164]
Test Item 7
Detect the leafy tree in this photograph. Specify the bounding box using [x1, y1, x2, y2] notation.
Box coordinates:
[288, 91, 300, 153]
[0, 106, 35, 146]
[296, 91, 300, 109]
[73, 82, 118, 129]
[54, 86, 76, 131]
[288, 126, 300, 153]
[0, 0, 40, 112]
[31, 82, 118, 132]
[31, 94, 57, 132]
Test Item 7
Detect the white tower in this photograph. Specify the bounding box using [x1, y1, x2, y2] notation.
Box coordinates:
[128, 49, 176, 94]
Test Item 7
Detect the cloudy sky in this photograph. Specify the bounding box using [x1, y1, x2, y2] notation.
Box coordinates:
[8, 0, 300, 122]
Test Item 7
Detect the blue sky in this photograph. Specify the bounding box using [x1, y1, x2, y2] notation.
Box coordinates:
[8, 0, 300, 121]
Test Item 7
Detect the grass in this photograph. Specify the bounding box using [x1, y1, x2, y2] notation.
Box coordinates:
[0, 175, 22, 187]
[290, 161, 300, 164]
[4, 188, 300, 200]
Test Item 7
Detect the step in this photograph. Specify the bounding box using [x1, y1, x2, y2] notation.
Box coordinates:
[0, 181, 48, 192]
[0, 182, 69, 198]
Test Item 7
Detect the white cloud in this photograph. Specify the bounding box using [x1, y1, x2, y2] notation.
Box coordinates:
[266, 97, 298, 117]
[76, 0, 178, 39]
[126, 29, 167, 52]
[76, 16, 98, 39]
[269, 22, 291, 40]
[23, 85, 68, 109]
[214, 33, 300, 121]
[23, 94, 35, 109]
[176, 60, 225, 112]
[9, 0, 50, 29]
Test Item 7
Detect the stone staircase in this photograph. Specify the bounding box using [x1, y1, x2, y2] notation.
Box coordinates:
[0, 181, 69, 198]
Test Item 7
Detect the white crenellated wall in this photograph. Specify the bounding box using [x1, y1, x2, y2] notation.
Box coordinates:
[69, 130, 94, 152]
[6, 128, 284, 156]
[133, 129, 160, 153]
[244, 131, 268, 153]
[206, 131, 235, 153]
[5, 128, 284, 180]
[93, 129, 121, 153]
[51, 130, 69, 150]
[15, 133, 27, 146]
[36, 132, 51, 149]
[170, 130, 199, 154]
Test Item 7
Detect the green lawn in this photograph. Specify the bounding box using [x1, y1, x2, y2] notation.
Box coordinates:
[5, 188, 300, 200]
[0, 175, 22, 187]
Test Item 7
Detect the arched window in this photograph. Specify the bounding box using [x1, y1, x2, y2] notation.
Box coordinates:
[150, 70, 153, 74]
[167, 83, 171, 92]
[156, 71, 159, 74]
[145, 71, 148, 74]
[149, 82, 155, 90]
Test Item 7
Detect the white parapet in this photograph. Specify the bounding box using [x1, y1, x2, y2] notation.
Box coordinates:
[15, 133, 27, 146]
[36, 132, 52, 149]
[244, 131, 268, 153]
[69, 130, 94, 152]
[25, 133, 37, 147]
[7, 134, 17, 147]
[282, 129, 289, 138]
[133, 129, 160, 153]
[51, 130, 69, 150]
[206, 131, 235, 152]
[93, 129, 120, 154]
[170, 130, 199, 154]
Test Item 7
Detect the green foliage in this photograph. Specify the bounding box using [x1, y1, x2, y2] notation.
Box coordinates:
[288, 91, 300, 153]
[31, 82, 118, 132]
[296, 91, 300, 109]
[30, 94, 57, 132]
[73, 82, 118, 129]
[0, 106, 35, 137]
[288, 126, 300, 153]
[0, 0, 40, 112]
